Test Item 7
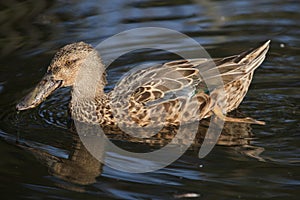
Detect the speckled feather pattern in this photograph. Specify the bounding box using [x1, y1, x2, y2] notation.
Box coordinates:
[17, 41, 270, 127]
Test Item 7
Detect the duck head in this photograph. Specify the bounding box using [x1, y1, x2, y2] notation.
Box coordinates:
[16, 42, 98, 110]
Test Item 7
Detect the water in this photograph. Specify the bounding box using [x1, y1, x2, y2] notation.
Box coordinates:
[0, 0, 299, 199]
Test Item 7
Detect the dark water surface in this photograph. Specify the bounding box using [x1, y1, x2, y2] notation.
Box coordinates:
[0, 0, 299, 199]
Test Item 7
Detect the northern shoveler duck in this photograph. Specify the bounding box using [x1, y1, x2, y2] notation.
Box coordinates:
[16, 40, 270, 127]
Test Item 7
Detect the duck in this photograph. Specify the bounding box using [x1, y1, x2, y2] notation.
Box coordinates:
[16, 40, 270, 128]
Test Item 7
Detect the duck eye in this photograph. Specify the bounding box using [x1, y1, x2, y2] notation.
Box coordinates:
[65, 59, 79, 67]
[65, 60, 72, 66]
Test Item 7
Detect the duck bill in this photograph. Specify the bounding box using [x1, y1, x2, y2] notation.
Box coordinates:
[16, 74, 62, 111]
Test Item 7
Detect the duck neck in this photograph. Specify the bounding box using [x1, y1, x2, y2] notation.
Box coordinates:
[72, 50, 107, 101]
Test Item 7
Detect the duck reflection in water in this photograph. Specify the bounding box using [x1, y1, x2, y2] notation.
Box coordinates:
[11, 115, 265, 191]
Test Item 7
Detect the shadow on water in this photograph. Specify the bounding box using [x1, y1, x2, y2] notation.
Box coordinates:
[0, 0, 299, 199]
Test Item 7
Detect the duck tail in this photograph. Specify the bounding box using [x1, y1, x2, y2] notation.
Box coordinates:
[232, 40, 271, 72]
[206, 40, 271, 85]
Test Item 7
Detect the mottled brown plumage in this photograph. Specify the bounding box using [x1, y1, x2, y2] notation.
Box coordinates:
[16, 40, 270, 127]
